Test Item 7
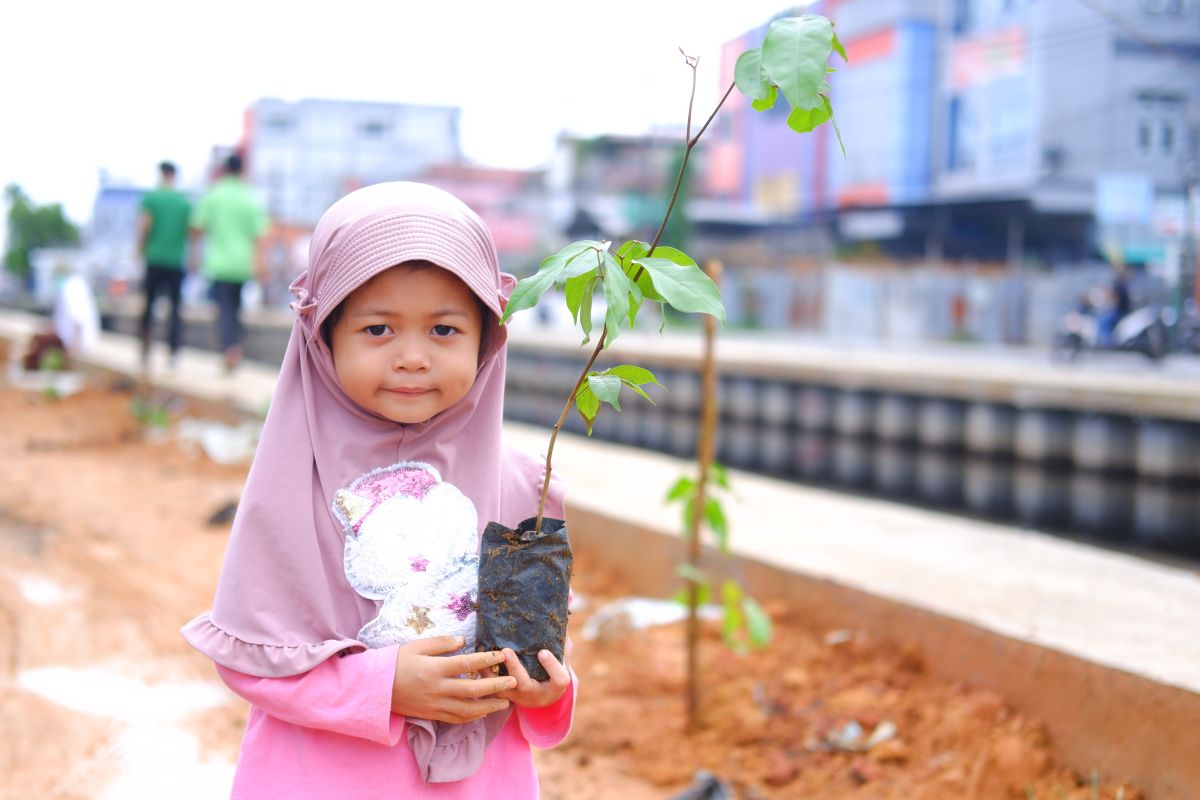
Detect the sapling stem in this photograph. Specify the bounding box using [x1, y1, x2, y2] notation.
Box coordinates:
[533, 57, 729, 534]
[686, 260, 721, 731]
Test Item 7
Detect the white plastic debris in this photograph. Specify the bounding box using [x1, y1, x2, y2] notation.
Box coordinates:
[176, 418, 261, 464]
[823, 628, 855, 645]
[580, 596, 722, 641]
[822, 719, 899, 752]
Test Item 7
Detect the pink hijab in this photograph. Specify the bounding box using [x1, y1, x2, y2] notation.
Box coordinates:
[182, 181, 563, 781]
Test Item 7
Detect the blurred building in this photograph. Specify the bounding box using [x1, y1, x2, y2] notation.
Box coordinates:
[418, 163, 547, 274]
[224, 98, 462, 300]
[86, 182, 146, 292]
[242, 98, 462, 227]
[709, 0, 1200, 274]
[546, 132, 692, 246]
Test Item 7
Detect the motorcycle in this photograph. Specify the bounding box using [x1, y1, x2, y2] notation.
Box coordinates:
[1052, 290, 1168, 362]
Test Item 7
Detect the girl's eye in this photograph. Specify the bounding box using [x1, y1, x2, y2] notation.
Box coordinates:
[365, 324, 390, 337]
[432, 324, 457, 337]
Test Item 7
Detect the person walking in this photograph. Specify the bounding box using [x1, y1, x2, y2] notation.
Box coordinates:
[138, 160, 191, 369]
[191, 152, 268, 373]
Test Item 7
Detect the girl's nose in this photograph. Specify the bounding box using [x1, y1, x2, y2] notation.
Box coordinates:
[392, 340, 431, 371]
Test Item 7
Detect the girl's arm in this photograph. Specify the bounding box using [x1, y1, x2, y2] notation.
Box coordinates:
[215, 645, 404, 746]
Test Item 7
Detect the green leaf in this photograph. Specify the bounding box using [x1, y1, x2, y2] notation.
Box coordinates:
[665, 476, 696, 503]
[704, 496, 729, 550]
[616, 239, 651, 265]
[742, 597, 773, 648]
[721, 579, 745, 646]
[607, 364, 660, 386]
[722, 578, 743, 605]
[563, 272, 597, 326]
[671, 582, 712, 607]
[709, 462, 731, 491]
[564, 270, 598, 344]
[618, 241, 669, 303]
[786, 94, 832, 134]
[682, 497, 696, 535]
[633, 258, 726, 324]
[734, 47, 770, 102]
[761, 15, 836, 112]
[676, 562, 709, 585]
[556, 242, 606, 287]
[574, 383, 600, 435]
[627, 273, 645, 328]
[649, 245, 697, 268]
[602, 257, 634, 345]
[601, 365, 660, 405]
[499, 240, 606, 324]
[751, 84, 778, 112]
[587, 373, 622, 412]
[500, 260, 566, 325]
[831, 28, 848, 63]
[607, 251, 646, 327]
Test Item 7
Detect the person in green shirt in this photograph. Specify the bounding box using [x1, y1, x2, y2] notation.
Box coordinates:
[191, 152, 269, 374]
[138, 161, 192, 368]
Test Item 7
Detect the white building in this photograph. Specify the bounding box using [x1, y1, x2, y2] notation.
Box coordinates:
[244, 98, 462, 227]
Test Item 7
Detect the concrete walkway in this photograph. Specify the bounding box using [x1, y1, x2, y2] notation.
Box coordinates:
[3, 310, 1197, 794]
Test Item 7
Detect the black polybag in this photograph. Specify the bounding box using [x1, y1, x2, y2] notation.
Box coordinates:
[475, 517, 571, 682]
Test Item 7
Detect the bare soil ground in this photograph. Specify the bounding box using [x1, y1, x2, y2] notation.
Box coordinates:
[0, 369, 1142, 799]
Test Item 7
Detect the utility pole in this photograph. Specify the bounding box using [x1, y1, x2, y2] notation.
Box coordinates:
[1183, 116, 1199, 311]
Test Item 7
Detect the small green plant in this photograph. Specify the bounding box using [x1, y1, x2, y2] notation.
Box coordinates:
[131, 396, 171, 430]
[499, 14, 847, 535]
[40, 347, 66, 372]
[667, 466, 771, 649]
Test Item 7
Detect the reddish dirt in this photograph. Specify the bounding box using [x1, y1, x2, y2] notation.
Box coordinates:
[0, 374, 1143, 799]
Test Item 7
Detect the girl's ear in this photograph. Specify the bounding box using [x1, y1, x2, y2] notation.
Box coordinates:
[334, 489, 371, 529]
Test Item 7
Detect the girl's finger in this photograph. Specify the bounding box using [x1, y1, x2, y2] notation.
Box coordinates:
[450, 675, 517, 699]
[444, 649, 506, 676]
[502, 648, 535, 691]
[537, 649, 571, 688]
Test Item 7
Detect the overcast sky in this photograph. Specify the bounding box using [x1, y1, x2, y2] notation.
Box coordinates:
[1, 0, 809, 223]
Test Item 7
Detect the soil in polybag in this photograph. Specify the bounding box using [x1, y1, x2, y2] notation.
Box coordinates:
[476, 516, 571, 682]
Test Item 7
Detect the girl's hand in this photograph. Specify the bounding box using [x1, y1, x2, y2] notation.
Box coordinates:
[495, 646, 572, 708]
[391, 636, 516, 723]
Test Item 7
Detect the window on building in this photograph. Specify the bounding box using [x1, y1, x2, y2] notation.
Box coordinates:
[1133, 90, 1186, 159]
[361, 120, 389, 137]
[947, 95, 980, 171]
[1136, 118, 1154, 156]
[265, 115, 292, 131]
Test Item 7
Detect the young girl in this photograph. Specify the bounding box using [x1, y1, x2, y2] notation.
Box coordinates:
[182, 182, 575, 798]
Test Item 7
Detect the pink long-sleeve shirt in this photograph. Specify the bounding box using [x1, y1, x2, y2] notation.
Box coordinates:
[215, 644, 575, 799]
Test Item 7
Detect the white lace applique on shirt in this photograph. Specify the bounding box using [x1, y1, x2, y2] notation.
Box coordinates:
[332, 461, 479, 652]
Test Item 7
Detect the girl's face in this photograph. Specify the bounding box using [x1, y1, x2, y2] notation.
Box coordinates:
[329, 263, 484, 424]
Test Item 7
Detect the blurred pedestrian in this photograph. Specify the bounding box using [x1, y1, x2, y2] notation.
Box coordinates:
[1097, 259, 1132, 348]
[190, 152, 268, 374]
[138, 160, 192, 369]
